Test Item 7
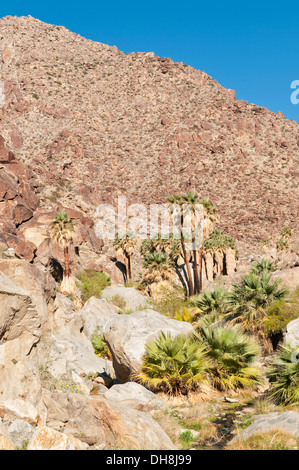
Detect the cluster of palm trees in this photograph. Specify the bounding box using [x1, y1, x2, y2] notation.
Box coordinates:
[135, 325, 262, 396]
[136, 259, 299, 400]
[113, 192, 220, 297]
[167, 192, 219, 296]
[191, 259, 289, 349]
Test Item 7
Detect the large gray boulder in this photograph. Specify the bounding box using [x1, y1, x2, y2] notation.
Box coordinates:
[285, 317, 299, 348]
[38, 293, 112, 378]
[104, 382, 167, 411]
[272, 267, 299, 291]
[101, 285, 150, 311]
[0, 259, 56, 330]
[80, 296, 120, 338]
[231, 411, 299, 443]
[43, 390, 175, 450]
[104, 308, 194, 382]
[7, 419, 35, 448]
[0, 272, 43, 408]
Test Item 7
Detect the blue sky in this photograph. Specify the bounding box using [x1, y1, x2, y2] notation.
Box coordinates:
[1, 1, 299, 122]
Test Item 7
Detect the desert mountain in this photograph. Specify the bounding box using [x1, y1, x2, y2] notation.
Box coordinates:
[0, 15, 298, 250]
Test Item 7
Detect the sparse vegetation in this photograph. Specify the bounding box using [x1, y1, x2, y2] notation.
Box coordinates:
[76, 269, 111, 302]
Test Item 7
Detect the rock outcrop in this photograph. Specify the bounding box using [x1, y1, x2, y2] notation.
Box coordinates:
[230, 411, 299, 443]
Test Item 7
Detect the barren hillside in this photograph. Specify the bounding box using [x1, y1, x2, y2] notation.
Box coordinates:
[0, 15, 298, 248]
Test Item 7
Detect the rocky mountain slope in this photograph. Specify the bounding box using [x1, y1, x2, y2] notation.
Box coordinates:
[0, 15, 297, 251]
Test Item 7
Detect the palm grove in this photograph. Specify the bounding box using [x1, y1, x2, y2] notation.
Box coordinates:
[49, 194, 299, 405]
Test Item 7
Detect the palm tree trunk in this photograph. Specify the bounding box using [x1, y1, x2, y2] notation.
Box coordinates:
[198, 243, 203, 293]
[64, 246, 70, 277]
[181, 233, 194, 297]
[128, 254, 133, 280]
[192, 235, 200, 294]
[124, 256, 129, 282]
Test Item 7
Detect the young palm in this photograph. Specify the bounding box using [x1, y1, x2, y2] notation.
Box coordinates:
[267, 344, 299, 404]
[191, 287, 230, 316]
[135, 331, 209, 395]
[196, 326, 262, 391]
[250, 259, 278, 276]
[50, 210, 75, 293]
[228, 272, 288, 331]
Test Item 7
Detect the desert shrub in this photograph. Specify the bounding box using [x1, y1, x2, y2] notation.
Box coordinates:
[76, 269, 110, 302]
[108, 294, 127, 310]
[263, 288, 299, 337]
[226, 431, 299, 450]
[267, 344, 299, 405]
[135, 332, 209, 395]
[151, 283, 187, 317]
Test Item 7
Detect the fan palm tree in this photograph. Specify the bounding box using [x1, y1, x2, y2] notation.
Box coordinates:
[267, 343, 299, 404]
[191, 287, 230, 316]
[226, 272, 288, 350]
[135, 331, 209, 395]
[141, 252, 176, 292]
[141, 233, 181, 264]
[168, 195, 194, 297]
[181, 191, 202, 294]
[196, 326, 262, 391]
[113, 232, 138, 281]
[50, 210, 75, 293]
[250, 259, 278, 276]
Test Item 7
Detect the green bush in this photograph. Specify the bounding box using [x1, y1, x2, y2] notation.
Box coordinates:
[264, 288, 299, 336]
[76, 269, 110, 302]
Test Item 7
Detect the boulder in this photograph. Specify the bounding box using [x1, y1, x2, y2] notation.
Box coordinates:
[272, 267, 299, 291]
[230, 411, 299, 443]
[80, 296, 119, 338]
[104, 382, 167, 411]
[0, 399, 40, 425]
[0, 271, 40, 358]
[104, 308, 194, 382]
[43, 390, 174, 450]
[101, 285, 150, 311]
[0, 272, 45, 408]
[42, 390, 105, 445]
[0, 259, 56, 328]
[38, 293, 113, 378]
[95, 397, 175, 450]
[27, 426, 89, 450]
[7, 419, 35, 448]
[285, 318, 299, 348]
[0, 422, 16, 449]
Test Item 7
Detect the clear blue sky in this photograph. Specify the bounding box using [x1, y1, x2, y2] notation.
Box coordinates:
[1, 1, 299, 122]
